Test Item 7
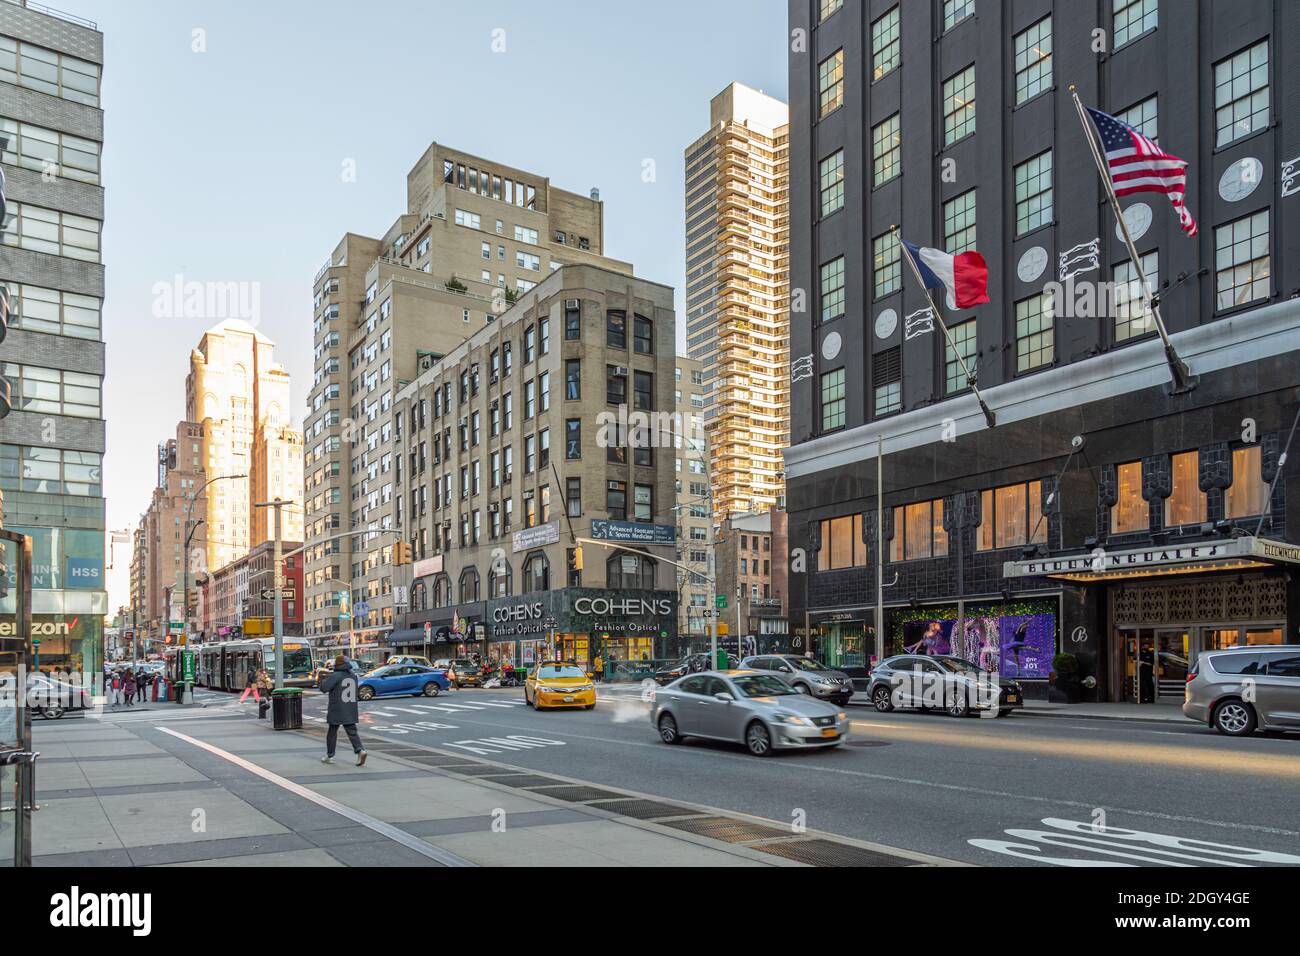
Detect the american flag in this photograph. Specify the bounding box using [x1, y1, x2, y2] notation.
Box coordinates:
[1086, 107, 1197, 238]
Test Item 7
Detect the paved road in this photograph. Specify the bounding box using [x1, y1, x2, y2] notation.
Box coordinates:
[238, 682, 1300, 867]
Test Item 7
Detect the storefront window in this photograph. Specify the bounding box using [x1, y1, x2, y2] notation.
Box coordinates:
[1165, 451, 1206, 527]
[1111, 462, 1146, 534]
[1226, 445, 1269, 518]
[819, 622, 867, 668]
[891, 499, 947, 561]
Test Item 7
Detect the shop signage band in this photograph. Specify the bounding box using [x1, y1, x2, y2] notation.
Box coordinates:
[1003, 536, 1300, 581]
[589, 519, 675, 546]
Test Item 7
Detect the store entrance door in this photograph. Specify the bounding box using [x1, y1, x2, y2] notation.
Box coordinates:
[1154, 630, 1190, 701]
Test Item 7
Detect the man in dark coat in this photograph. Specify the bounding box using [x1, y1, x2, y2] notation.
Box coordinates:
[319, 655, 367, 766]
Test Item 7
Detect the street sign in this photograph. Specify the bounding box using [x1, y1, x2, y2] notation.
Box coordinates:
[355, 600, 370, 617]
[715, 595, 728, 609]
[180, 650, 196, 683]
[168, 621, 184, 632]
[261, 587, 297, 601]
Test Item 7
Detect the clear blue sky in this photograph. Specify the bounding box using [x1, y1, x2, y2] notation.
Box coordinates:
[77, 0, 789, 610]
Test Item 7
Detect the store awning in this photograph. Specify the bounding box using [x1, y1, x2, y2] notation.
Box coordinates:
[1002, 536, 1300, 583]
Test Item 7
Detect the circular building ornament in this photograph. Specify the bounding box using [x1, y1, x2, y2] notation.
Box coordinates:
[1115, 202, 1153, 242]
[1219, 157, 1263, 203]
[821, 330, 842, 361]
[1017, 246, 1048, 284]
[874, 308, 898, 340]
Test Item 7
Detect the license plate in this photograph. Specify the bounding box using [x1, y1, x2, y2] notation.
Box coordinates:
[820, 728, 838, 738]
[1005, 695, 1019, 703]
[563, 696, 575, 703]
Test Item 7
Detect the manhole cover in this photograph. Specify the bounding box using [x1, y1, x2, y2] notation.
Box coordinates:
[843, 739, 891, 748]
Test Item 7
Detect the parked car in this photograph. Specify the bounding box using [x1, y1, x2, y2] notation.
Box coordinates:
[357, 664, 450, 701]
[653, 654, 712, 685]
[652, 670, 849, 756]
[740, 654, 855, 705]
[435, 658, 482, 688]
[1184, 645, 1300, 736]
[866, 655, 1023, 718]
[523, 661, 596, 710]
[0, 672, 93, 719]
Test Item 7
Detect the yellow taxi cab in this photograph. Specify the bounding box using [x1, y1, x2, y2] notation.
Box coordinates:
[524, 660, 597, 711]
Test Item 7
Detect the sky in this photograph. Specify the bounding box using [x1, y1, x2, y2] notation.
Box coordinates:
[73, 0, 790, 613]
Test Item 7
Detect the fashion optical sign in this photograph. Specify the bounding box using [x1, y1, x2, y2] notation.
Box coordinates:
[573, 597, 672, 617]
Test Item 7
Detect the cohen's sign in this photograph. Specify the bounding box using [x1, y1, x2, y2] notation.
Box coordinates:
[573, 596, 672, 617]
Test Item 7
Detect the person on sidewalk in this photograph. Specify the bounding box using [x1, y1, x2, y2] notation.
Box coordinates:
[320, 655, 367, 766]
[135, 669, 150, 704]
[256, 668, 273, 697]
[239, 667, 261, 704]
[122, 669, 136, 708]
[593, 654, 604, 683]
[108, 669, 122, 709]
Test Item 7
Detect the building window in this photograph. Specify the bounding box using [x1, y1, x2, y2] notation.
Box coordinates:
[565, 359, 581, 400]
[818, 49, 844, 117]
[943, 189, 977, 255]
[1113, 0, 1157, 49]
[633, 314, 654, 354]
[945, 320, 977, 395]
[1, 201, 101, 262]
[7, 284, 101, 339]
[1114, 252, 1158, 343]
[1214, 40, 1269, 147]
[820, 257, 845, 323]
[1165, 451, 1207, 527]
[873, 230, 901, 299]
[943, 0, 975, 31]
[890, 500, 948, 561]
[565, 302, 581, 339]
[1013, 16, 1053, 105]
[942, 65, 976, 145]
[1226, 445, 1270, 518]
[819, 149, 845, 217]
[606, 366, 627, 406]
[1014, 150, 1053, 235]
[871, 113, 901, 186]
[566, 477, 582, 517]
[1215, 210, 1270, 311]
[821, 369, 846, 431]
[0, 37, 100, 106]
[818, 0, 843, 21]
[819, 514, 865, 570]
[565, 419, 581, 459]
[523, 553, 550, 592]
[977, 480, 1046, 550]
[606, 309, 627, 348]
[606, 480, 627, 520]
[489, 562, 512, 598]
[873, 348, 901, 417]
[1015, 293, 1054, 372]
[633, 483, 653, 522]
[1117, 95, 1158, 140]
[0, 118, 101, 185]
[607, 553, 655, 590]
[870, 7, 901, 81]
[1111, 462, 1146, 534]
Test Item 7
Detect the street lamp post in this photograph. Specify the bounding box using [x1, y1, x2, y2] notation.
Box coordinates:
[181, 472, 246, 705]
[253, 498, 292, 690]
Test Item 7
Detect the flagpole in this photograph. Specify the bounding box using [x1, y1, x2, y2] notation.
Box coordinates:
[890, 224, 997, 428]
[1068, 85, 1195, 394]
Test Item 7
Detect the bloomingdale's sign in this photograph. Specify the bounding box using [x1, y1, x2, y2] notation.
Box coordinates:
[1003, 536, 1300, 579]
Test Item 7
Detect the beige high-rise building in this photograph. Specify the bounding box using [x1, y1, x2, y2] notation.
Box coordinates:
[674, 356, 711, 640]
[183, 319, 302, 575]
[684, 83, 790, 520]
[303, 143, 631, 645]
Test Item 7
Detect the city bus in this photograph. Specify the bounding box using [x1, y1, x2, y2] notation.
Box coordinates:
[195, 638, 316, 691]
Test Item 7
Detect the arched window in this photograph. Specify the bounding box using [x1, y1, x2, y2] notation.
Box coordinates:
[459, 567, 480, 603]
[412, 580, 428, 611]
[489, 559, 513, 598]
[433, 575, 451, 608]
[522, 552, 550, 592]
[606, 553, 656, 590]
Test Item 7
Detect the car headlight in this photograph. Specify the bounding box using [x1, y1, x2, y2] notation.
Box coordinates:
[837, 711, 847, 721]
[773, 712, 813, 726]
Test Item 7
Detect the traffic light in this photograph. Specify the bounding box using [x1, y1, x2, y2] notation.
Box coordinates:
[394, 540, 412, 566]
[570, 546, 584, 572]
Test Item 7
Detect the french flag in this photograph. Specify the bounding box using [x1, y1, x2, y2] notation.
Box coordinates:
[902, 239, 990, 311]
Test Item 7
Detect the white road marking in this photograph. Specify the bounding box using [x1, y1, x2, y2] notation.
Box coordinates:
[443, 734, 566, 755]
[157, 726, 476, 866]
[970, 818, 1300, 867]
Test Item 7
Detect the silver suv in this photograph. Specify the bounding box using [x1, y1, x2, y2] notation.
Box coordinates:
[739, 654, 854, 705]
[1184, 646, 1300, 736]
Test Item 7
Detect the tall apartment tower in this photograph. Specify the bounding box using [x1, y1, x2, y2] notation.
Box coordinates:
[303, 143, 630, 645]
[185, 319, 300, 575]
[674, 355, 711, 639]
[684, 83, 790, 521]
[785, 0, 1300, 695]
[0, 1, 106, 673]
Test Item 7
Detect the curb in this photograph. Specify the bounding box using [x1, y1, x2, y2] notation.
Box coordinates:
[1018, 708, 1196, 726]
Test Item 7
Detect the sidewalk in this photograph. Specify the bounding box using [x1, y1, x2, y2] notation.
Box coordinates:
[1020, 700, 1194, 724]
[25, 708, 948, 867]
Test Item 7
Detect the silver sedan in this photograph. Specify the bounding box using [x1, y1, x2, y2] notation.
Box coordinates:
[650, 669, 850, 756]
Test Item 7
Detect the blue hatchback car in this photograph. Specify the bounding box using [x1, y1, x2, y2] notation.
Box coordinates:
[357, 664, 449, 700]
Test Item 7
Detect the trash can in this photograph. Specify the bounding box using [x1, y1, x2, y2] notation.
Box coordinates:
[271, 688, 303, 731]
